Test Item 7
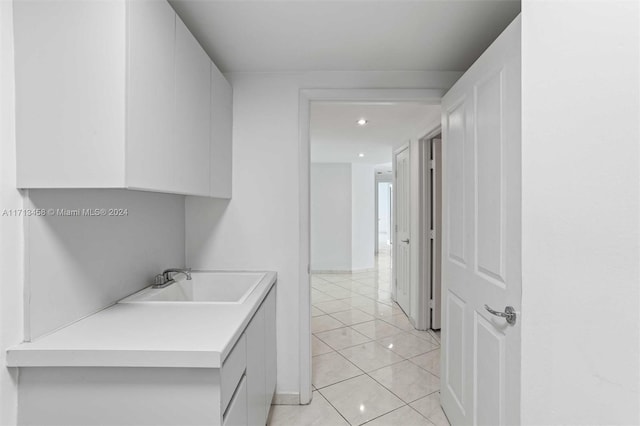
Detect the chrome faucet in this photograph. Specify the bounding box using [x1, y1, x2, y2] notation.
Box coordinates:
[151, 268, 192, 288]
[162, 268, 192, 281]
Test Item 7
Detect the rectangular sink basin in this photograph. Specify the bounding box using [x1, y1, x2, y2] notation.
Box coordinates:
[119, 271, 266, 304]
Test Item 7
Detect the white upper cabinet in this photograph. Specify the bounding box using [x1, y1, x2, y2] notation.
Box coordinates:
[14, 0, 127, 189]
[13, 0, 232, 198]
[174, 16, 211, 196]
[210, 63, 233, 198]
[126, 0, 176, 193]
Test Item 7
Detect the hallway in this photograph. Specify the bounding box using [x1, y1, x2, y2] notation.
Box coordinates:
[269, 251, 449, 426]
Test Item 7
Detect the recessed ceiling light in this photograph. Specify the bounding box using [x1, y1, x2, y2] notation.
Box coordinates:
[357, 118, 368, 126]
[358, 153, 365, 157]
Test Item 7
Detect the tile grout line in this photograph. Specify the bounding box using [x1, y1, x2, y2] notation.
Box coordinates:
[313, 387, 353, 426]
[308, 258, 447, 426]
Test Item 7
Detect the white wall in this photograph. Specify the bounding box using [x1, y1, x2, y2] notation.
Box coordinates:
[310, 163, 352, 272]
[185, 71, 460, 400]
[351, 163, 375, 271]
[521, 1, 639, 424]
[310, 162, 375, 272]
[0, 1, 23, 423]
[377, 181, 391, 246]
[25, 189, 185, 340]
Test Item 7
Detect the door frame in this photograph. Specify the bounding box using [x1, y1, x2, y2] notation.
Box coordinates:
[374, 174, 392, 255]
[298, 89, 444, 404]
[415, 126, 443, 331]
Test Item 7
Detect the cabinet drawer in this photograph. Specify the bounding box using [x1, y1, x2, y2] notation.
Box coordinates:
[223, 375, 247, 426]
[221, 334, 246, 412]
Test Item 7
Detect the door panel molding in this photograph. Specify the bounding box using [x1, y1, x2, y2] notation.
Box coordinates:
[441, 16, 521, 426]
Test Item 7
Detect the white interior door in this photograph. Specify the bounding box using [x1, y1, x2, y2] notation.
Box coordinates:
[394, 146, 411, 315]
[441, 16, 521, 426]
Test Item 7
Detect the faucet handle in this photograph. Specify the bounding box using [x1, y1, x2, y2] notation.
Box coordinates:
[153, 274, 168, 286]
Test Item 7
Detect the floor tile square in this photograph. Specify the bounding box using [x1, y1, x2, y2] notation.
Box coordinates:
[410, 348, 440, 377]
[369, 360, 440, 403]
[268, 391, 349, 426]
[338, 341, 404, 372]
[377, 332, 439, 358]
[312, 315, 344, 333]
[410, 392, 450, 426]
[311, 306, 325, 317]
[409, 329, 440, 345]
[319, 275, 352, 283]
[365, 405, 435, 426]
[315, 327, 371, 350]
[319, 375, 404, 425]
[351, 319, 404, 340]
[312, 351, 362, 388]
[312, 335, 334, 356]
[312, 290, 335, 303]
[330, 309, 375, 326]
[384, 313, 415, 331]
[313, 299, 353, 314]
[357, 302, 397, 320]
[321, 287, 354, 299]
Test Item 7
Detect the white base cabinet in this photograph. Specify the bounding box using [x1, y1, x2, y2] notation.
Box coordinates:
[246, 287, 277, 424]
[15, 286, 276, 426]
[13, 0, 232, 198]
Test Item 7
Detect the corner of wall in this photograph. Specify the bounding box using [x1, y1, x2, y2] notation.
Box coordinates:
[0, 1, 24, 423]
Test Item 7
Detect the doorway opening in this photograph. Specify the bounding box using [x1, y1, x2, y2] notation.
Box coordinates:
[300, 94, 447, 425]
[375, 177, 392, 256]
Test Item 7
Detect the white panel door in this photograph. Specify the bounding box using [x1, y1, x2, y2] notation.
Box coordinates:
[394, 146, 411, 315]
[441, 16, 521, 426]
[175, 16, 211, 196]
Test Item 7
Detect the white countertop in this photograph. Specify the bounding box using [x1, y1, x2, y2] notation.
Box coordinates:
[6, 271, 276, 369]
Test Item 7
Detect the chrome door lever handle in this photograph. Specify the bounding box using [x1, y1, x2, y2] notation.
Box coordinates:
[484, 304, 517, 325]
[401, 239, 410, 243]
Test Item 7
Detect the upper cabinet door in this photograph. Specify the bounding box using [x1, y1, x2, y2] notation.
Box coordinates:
[210, 64, 233, 198]
[174, 16, 211, 196]
[14, 0, 127, 188]
[126, 0, 176, 192]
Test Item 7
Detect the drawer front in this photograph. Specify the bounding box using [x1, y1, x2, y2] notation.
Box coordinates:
[221, 334, 247, 412]
[223, 375, 247, 426]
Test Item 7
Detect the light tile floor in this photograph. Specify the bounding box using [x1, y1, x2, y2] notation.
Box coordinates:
[269, 250, 450, 426]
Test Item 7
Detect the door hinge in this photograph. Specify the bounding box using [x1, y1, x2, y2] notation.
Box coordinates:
[430, 159, 435, 170]
[395, 224, 398, 232]
[429, 299, 435, 309]
[430, 229, 435, 239]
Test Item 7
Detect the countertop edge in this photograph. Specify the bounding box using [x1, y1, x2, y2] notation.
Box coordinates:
[7, 271, 277, 369]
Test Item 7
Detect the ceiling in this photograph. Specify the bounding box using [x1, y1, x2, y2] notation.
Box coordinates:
[169, 0, 521, 73]
[310, 102, 441, 164]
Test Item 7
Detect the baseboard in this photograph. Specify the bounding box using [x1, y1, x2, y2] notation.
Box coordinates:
[311, 267, 376, 274]
[272, 392, 300, 405]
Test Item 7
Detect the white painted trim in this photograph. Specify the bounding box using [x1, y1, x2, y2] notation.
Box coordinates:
[311, 267, 377, 274]
[272, 392, 301, 406]
[298, 88, 442, 407]
[423, 125, 443, 141]
[298, 90, 312, 405]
